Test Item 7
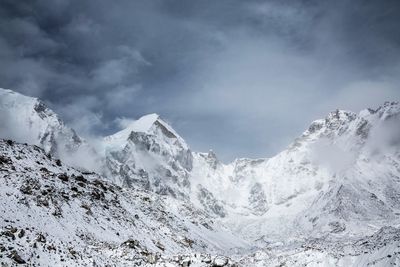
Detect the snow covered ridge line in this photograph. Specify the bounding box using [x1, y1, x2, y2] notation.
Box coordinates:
[0, 88, 100, 172]
[0, 139, 245, 266]
[2, 89, 400, 248]
[0, 140, 400, 267]
[1, 139, 400, 266]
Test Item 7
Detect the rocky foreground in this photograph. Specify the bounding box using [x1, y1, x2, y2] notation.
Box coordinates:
[2, 140, 400, 266]
[0, 139, 246, 266]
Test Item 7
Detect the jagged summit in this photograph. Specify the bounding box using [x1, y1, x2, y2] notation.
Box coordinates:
[371, 101, 400, 120]
[120, 113, 160, 134]
[1, 88, 400, 266]
[300, 102, 400, 145]
[103, 113, 188, 151]
[0, 89, 103, 172]
[102, 112, 193, 195]
[0, 88, 59, 125]
[103, 113, 160, 150]
[0, 88, 84, 156]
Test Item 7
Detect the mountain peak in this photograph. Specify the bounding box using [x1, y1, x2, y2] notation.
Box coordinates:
[375, 101, 400, 119]
[0, 87, 22, 95]
[103, 113, 189, 151]
[0, 88, 90, 168]
[0, 88, 60, 121]
[0, 88, 41, 108]
[382, 101, 399, 108]
[104, 113, 159, 145]
[326, 109, 357, 122]
[0, 88, 66, 146]
[124, 113, 161, 133]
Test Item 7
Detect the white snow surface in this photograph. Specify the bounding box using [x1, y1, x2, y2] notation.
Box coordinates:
[1, 88, 400, 266]
[189, 103, 400, 243]
[103, 113, 189, 151]
[0, 88, 80, 153]
[0, 140, 247, 266]
[103, 113, 159, 149]
[0, 88, 100, 171]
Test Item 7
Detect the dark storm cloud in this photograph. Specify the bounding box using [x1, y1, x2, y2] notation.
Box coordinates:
[1, 0, 400, 161]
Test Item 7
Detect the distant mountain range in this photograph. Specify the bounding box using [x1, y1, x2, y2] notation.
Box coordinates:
[1, 87, 400, 266]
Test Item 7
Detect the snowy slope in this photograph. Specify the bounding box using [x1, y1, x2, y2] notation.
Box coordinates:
[0, 139, 247, 266]
[99, 99, 400, 250]
[1, 138, 399, 266]
[2, 88, 400, 266]
[103, 114, 193, 199]
[0, 88, 99, 171]
[239, 226, 400, 266]
[190, 102, 400, 243]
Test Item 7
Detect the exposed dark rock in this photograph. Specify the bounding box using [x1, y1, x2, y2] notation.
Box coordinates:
[181, 258, 191, 267]
[91, 190, 105, 200]
[181, 237, 194, 248]
[93, 180, 107, 191]
[36, 196, 49, 207]
[6, 140, 14, 146]
[2, 230, 15, 240]
[8, 250, 26, 264]
[52, 206, 63, 217]
[154, 241, 165, 251]
[40, 167, 49, 172]
[0, 155, 12, 165]
[18, 229, 25, 238]
[81, 204, 91, 211]
[75, 175, 87, 183]
[36, 233, 46, 243]
[20, 185, 32, 195]
[77, 182, 86, 188]
[57, 173, 69, 182]
[71, 187, 79, 193]
[122, 239, 140, 249]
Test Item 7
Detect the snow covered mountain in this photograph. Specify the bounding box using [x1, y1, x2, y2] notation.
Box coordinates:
[1, 88, 400, 266]
[102, 113, 193, 199]
[0, 88, 99, 171]
[0, 139, 246, 266]
[191, 102, 400, 243]
[102, 100, 400, 245]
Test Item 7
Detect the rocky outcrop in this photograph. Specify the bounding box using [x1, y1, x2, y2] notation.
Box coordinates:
[0, 139, 246, 266]
[103, 114, 193, 200]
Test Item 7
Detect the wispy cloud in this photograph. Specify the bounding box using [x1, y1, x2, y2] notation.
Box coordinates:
[0, 0, 399, 160]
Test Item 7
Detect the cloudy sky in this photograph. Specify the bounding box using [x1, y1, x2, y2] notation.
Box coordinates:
[1, 0, 400, 161]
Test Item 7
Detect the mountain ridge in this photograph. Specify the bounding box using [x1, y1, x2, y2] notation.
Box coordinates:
[1, 88, 400, 266]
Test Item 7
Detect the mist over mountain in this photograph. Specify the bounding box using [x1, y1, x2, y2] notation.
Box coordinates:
[1, 0, 400, 161]
[1, 88, 400, 266]
[2, 1, 400, 266]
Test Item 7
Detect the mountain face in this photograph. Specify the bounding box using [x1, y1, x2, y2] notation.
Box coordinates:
[103, 113, 193, 199]
[1, 88, 400, 266]
[0, 88, 99, 171]
[190, 102, 400, 242]
[0, 139, 246, 266]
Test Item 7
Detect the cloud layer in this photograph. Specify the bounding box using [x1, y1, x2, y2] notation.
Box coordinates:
[1, 0, 400, 161]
